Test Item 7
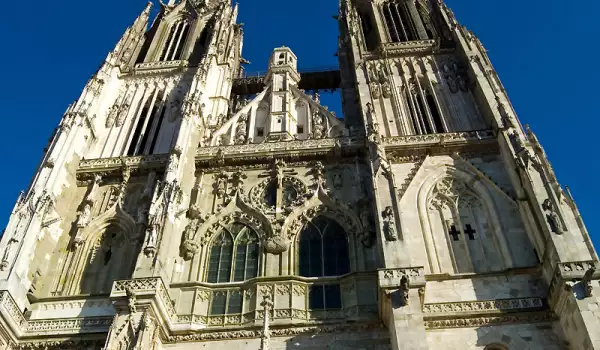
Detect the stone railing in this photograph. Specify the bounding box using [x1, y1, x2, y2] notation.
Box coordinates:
[134, 60, 188, 74]
[111, 277, 177, 321]
[384, 129, 495, 148]
[77, 154, 169, 180]
[172, 273, 378, 329]
[0, 290, 114, 338]
[196, 137, 361, 161]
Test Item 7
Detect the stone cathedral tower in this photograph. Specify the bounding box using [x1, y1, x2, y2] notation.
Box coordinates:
[0, 0, 596, 349]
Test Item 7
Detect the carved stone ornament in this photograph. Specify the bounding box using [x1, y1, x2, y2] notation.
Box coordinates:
[264, 234, 289, 255]
[382, 206, 398, 241]
[542, 198, 566, 235]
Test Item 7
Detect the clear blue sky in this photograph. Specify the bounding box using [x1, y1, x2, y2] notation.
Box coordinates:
[0, 1, 598, 246]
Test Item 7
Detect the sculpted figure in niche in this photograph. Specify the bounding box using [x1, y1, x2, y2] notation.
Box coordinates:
[332, 172, 343, 190]
[382, 206, 398, 241]
[312, 112, 325, 139]
[543, 199, 566, 234]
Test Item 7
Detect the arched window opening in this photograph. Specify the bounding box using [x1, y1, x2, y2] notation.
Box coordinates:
[358, 10, 378, 51]
[206, 223, 260, 283]
[381, 0, 419, 43]
[426, 178, 504, 274]
[416, 1, 437, 40]
[298, 215, 349, 310]
[127, 91, 166, 156]
[405, 85, 445, 135]
[159, 20, 191, 61]
[79, 225, 135, 295]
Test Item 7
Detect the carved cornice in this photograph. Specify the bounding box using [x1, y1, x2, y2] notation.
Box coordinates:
[424, 311, 556, 329]
[16, 338, 106, 350]
[133, 60, 189, 75]
[164, 322, 385, 343]
[26, 317, 112, 334]
[386, 130, 497, 159]
[77, 154, 168, 181]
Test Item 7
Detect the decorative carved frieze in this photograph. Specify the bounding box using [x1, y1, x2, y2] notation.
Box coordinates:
[164, 322, 385, 343]
[77, 154, 169, 181]
[134, 60, 189, 75]
[424, 311, 556, 329]
[422, 298, 545, 314]
[26, 317, 113, 334]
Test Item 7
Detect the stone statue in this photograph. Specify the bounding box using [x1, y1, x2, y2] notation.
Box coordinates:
[382, 206, 398, 241]
[543, 199, 566, 234]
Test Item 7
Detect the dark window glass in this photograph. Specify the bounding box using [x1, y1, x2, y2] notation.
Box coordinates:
[227, 292, 243, 314]
[127, 101, 150, 156]
[426, 93, 444, 133]
[309, 285, 325, 309]
[299, 225, 323, 277]
[324, 285, 342, 309]
[208, 224, 260, 284]
[206, 233, 233, 283]
[323, 221, 350, 276]
[149, 105, 167, 154]
[299, 216, 350, 278]
[210, 292, 227, 315]
[160, 24, 178, 61]
[172, 25, 190, 61]
[263, 181, 277, 207]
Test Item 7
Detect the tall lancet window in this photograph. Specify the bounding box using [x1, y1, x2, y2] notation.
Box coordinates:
[206, 223, 260, 283]
[380, 0, 419, 42]
[159, 19, 191, 61]
[404, 81, 445, 135]
[127, 90, 167, 156]
[298, 216, 350, 310]
[207, 223, 260, 316]
[426, 178, 503, 274]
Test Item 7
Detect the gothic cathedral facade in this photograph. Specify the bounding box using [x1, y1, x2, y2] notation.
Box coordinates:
[0, 0, 596, 349]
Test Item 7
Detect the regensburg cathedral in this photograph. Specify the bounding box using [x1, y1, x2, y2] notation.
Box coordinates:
[0, 0, 597, 349]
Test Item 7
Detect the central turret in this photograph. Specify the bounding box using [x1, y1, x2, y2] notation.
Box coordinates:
[265, 47, 301, 140]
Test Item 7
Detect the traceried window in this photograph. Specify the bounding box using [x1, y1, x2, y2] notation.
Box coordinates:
[404, 83, 445, 135]
[159, 19, 191, 61]
[127, 90, 167, 156]
[206, 223, 260, 283]
[298, 216, 350, 310]
[380, 0, 434, 43]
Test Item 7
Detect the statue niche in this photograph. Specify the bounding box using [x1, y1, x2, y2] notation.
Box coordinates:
[77, 223, 138, 295]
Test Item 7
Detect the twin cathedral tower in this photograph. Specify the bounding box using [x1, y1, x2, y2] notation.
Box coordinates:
[0, 0, 596, 349]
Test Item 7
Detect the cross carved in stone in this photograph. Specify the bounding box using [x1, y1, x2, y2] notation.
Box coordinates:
[448, 225, 460, 241]
[464, 224, 476, 240]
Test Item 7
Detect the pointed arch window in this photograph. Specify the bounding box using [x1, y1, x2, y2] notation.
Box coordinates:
[127, 90, 167, 156]
[159, 19, 191, 61]
[381, 0, 419, 43]
[298, 216, 349, 310]
[405, 82, 445, 135]
[206, 223, 260, 283]
[426, 178, 505, 274]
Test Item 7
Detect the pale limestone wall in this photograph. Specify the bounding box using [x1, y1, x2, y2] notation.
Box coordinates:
[424, 274, 546, 303]
[426, 323, 566, 349]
